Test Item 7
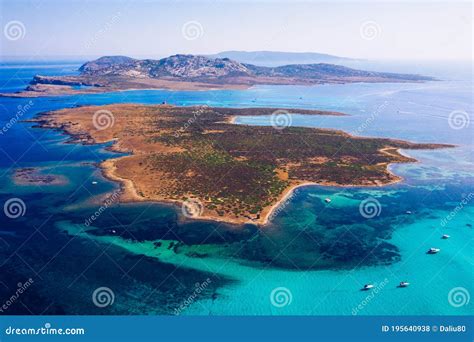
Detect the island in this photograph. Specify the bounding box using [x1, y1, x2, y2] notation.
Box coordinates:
[13, 167, 68, 186]
[30, 104, 452, 225]
[2, 54, 434, 98]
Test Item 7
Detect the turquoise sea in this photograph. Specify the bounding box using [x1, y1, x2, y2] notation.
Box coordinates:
[0, 61, 472, 315]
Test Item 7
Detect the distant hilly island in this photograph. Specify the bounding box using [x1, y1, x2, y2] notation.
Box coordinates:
[2, 52, 433, 97]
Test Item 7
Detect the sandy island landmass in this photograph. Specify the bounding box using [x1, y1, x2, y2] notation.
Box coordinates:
[30, 104, 453, 225]
[0, 74, 423, 98]
[1, 76, 251, 98]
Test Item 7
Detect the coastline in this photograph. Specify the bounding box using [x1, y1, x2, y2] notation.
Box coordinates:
[100, 157, 262, 226]
[98, 147, 405, 227]
[0, 81, 252, 98]
[31, 103, 452, 227]
[99, 161, 404, 226]
[260, 173, 405, 226]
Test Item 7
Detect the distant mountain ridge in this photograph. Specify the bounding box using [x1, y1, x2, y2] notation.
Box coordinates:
[207, 51, 355, 67]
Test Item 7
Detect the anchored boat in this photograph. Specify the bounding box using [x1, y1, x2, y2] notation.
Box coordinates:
[362, 284, 374, 290]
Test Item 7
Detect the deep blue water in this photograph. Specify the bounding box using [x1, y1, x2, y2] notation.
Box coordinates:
[0, 61, 472, 315]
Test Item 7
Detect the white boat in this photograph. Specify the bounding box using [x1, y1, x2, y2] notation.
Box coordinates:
[399, 281, 410, 287]
[405, 210, 412, 214]
[428, 247, 440, 254]
[92, 181, 98, 185]
[324, 198, 331, 203]
[442, 234, 450, 239]
[363, 284, 374, 290]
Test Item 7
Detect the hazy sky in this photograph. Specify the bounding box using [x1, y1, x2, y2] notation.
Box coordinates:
[0, 0, 472, 61]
